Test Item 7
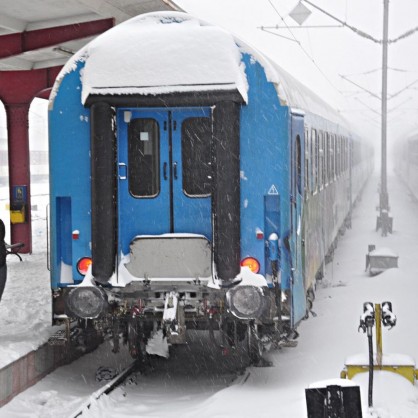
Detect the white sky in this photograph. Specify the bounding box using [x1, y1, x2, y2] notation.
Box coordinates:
[2, 1, 418, 157]
[175, 0, 418, 149]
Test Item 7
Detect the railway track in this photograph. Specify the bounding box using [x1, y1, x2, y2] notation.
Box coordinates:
[70, 360, 140, 418]
[69, 353, 250, 418]
[0, 332, 249, 417]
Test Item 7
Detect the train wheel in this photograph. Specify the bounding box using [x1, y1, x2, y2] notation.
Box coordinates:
[247, 321, 264, 365]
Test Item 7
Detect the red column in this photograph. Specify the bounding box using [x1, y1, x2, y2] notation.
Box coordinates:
[5, 103, 32, 252]
[0, 19, 114, 253]
[0, 68, 62, 254]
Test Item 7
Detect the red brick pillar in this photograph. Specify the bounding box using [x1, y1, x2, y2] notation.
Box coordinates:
[5, 103, 32, 253]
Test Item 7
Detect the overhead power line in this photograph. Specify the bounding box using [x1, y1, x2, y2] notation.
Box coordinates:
[301, 0, 381, 43]
[264, 0, 340, 93]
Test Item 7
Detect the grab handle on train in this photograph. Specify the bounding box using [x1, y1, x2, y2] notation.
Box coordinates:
[163, 162, 168, 180]
[173, 162, 178, 180]
[118, 163, 127, 180]
[268, 233, 279, 262]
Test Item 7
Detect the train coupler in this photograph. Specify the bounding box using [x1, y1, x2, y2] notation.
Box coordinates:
[163, 291, 186, 344]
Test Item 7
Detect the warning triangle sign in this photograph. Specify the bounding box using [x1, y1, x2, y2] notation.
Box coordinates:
[268, 185, 279, 195]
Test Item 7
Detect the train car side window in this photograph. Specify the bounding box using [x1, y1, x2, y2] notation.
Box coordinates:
[343, 137, 347, 172]
[324, 133, 329, 186]
[319, 131, 324, 190]
[296, 134, 302, 195]
[331, 135, 334, 180]
[304, 127, 310, 198]
[338, 136, 342, 177]
[336, 136, 340, 177]
[182, 117, 212, 197]
[312, 129, 317, 193]
[128, 118, 160, 198]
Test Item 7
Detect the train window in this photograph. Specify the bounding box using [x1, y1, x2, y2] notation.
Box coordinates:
[343, 137, 347, 172]
[312, 129, 317, 193]
[330, 134, 335, 182]
[324, 133, 328, 185]
[182, 117, 212, 197]
[344, 138, 347, 172]
[336, 136, 340, 177]
[296, 134, 302, 195]
[128, 118, 160, 198]
[305, 128, 310, 197]
[326, 133, 330, 183]
[324, 133, 327, 185]
[322, 133, 325, 185]
[318, 131, 323, 189]
[342, 137, 345, 172]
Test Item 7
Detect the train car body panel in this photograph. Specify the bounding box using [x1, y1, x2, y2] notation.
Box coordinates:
[49, 61, 92, 287]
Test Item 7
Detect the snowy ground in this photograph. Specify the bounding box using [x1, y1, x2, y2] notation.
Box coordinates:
[2, 169, 418, 417]
[0, 181, 52, 369]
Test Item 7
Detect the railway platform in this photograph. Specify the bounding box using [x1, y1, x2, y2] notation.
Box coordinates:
[0, 184, 83, 406]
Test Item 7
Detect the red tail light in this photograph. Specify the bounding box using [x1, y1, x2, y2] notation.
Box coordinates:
[241, 257, 260, 273]
[77, 257, 92, 275]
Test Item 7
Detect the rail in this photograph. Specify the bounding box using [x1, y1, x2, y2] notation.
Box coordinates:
[70, 360, 139, 418]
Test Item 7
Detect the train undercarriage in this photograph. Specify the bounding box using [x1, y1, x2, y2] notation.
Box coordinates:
[53, 280, 297, 367]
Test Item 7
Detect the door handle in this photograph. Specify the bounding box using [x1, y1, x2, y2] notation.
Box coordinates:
[163, 162, 168, 180]
[118, 163, 127, 180]
[173, 162, 178, 180]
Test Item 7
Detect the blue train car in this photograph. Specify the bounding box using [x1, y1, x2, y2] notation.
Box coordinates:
[49, 12, 371, 363]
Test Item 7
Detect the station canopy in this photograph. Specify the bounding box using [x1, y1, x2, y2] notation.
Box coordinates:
[0, 0, 179, 71]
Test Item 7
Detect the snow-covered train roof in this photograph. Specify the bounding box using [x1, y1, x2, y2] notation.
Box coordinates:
[54, 11, 349, 130]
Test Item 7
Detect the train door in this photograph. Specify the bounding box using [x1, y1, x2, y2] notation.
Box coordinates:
[290, 113, 307, 326]
[116, 107, 212, 256]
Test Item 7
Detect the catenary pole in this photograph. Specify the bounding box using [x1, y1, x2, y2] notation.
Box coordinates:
[379, 0, 390, 234]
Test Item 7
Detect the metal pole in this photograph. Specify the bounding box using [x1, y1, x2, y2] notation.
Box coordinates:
[379, 0, 390, 234]
[367, 324, 374, 408]
[375, 304, 383, 367]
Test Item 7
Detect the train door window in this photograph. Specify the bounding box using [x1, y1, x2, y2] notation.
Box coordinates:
[128, 118, 160, 198]
[304, 127, 310, 198]
[182, 117, 212, 197]
[312, 129, 317, 193]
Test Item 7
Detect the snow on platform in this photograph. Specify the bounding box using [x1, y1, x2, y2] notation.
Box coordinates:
[0, 183, 53, 369]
